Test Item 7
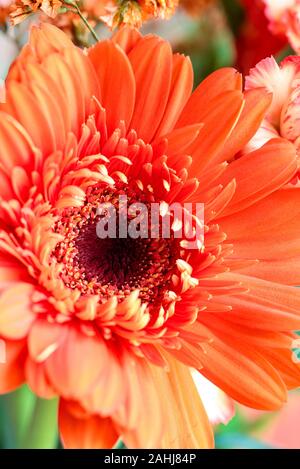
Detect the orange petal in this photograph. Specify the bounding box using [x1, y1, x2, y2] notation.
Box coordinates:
[41, 53, 85, 137]
[28, 319, 67, 362]
[3, 82, 57, 156]
[154, 54, 193, 139]
[176, 67, 242, 128]
[59, 400, 118, 449]
[45, 325, 110, 400]
[150, 357, 214, 448]
[88, 40, 136, 133]
[62, 47, 100, 118]
[0, 112, 37, 172]
[217, 138, 297, 216]
[0, 284, 35, 339]
[263, 348, 300, 390]
[219, 188, 300, 260]
[25, 357, 57, 399]
[198, 324, 287, 410]
[239, 256, 300, 285]
[189, 90, 245, 174]
[211, 274, 300, 331]
[112, 26, 142, 54]
[113, 355, 163, 448]
[128, 36, 173, 142]
[217, 88, 273, 161]
[0, 339, 26, 393]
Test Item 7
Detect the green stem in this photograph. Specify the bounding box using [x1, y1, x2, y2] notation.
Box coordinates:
[0, 386, 36, 449]
[21, 397, 59, 449]
[63, 1, 100, 43]
[115, 439, 127, 449]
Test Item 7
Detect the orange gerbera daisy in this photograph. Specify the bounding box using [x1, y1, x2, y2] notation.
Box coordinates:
[1, 24, 300, 449]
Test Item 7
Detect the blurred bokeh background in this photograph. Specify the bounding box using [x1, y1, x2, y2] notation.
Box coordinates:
[0, 0, 299, 449]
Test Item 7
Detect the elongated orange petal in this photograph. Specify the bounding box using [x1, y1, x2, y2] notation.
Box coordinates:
[198, 326, 287, 410]
[154, 54, 193, 138]
[88, 40, 136, 133]
[177, 67, 242, 128]
[217, 88, 273, 161]
[59, 400, 118, 449]
[128, 36, 173, 142]
[149, 357, 214, 448]
[219, 188, 300, 259]
[189, 91, 245, 174]
[0, 339, 26, 393]
[0, 284, 35, 339]
[217, 139, 297, 216]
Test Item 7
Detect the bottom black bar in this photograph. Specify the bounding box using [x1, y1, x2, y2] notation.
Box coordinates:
[0, 449, 299, 466]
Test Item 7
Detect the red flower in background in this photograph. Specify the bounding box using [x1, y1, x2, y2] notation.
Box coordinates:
[236, 0, 287, 74]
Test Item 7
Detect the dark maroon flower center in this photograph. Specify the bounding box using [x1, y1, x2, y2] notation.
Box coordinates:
[53, 184, 179, 303]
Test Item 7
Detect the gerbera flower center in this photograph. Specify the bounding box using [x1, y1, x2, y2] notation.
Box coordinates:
[53, 184, 179, 303]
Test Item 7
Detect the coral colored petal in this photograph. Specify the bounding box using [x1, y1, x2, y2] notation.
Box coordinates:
[128, 36, 173, 142]
[218, 138, 297, 216]
[176, 67, 242, 128]
[149, 358, 214, 448]
[28, 319, 67, 362]
[161, 123, 203, 155]
[88, 40, 136, 134]
[29, 24, 74, 61]
[0, 112, 37, 171]
[154, 54, 193, 139]
[7, 24, 73, 82]
[198, 325, 287, 410]
[25, 358, 57, 399]
[211, 274, 300, 331]
[0, 284, 35, 340]
[263, 348, 300, 390]
[219, 88, 273, 161]
[45, 325, 110, 400]
[62, 47, 100, 117]
[112, 26, 142, 54]
[4, 82, 57, 155]
[59, 400, 118, 449]
[189, 91, 245, 174]
[113, 356, 163, 448]
[41, 54, 85, 137]
[239, 257, 300, 285]
[219, 188, 300, 260]
[0, 339, 26, 393]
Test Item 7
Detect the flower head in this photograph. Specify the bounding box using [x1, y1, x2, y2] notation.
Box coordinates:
[1, 24, 300, 448]
[10, 0, 62, 24]
[101, 0, 178, 28]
